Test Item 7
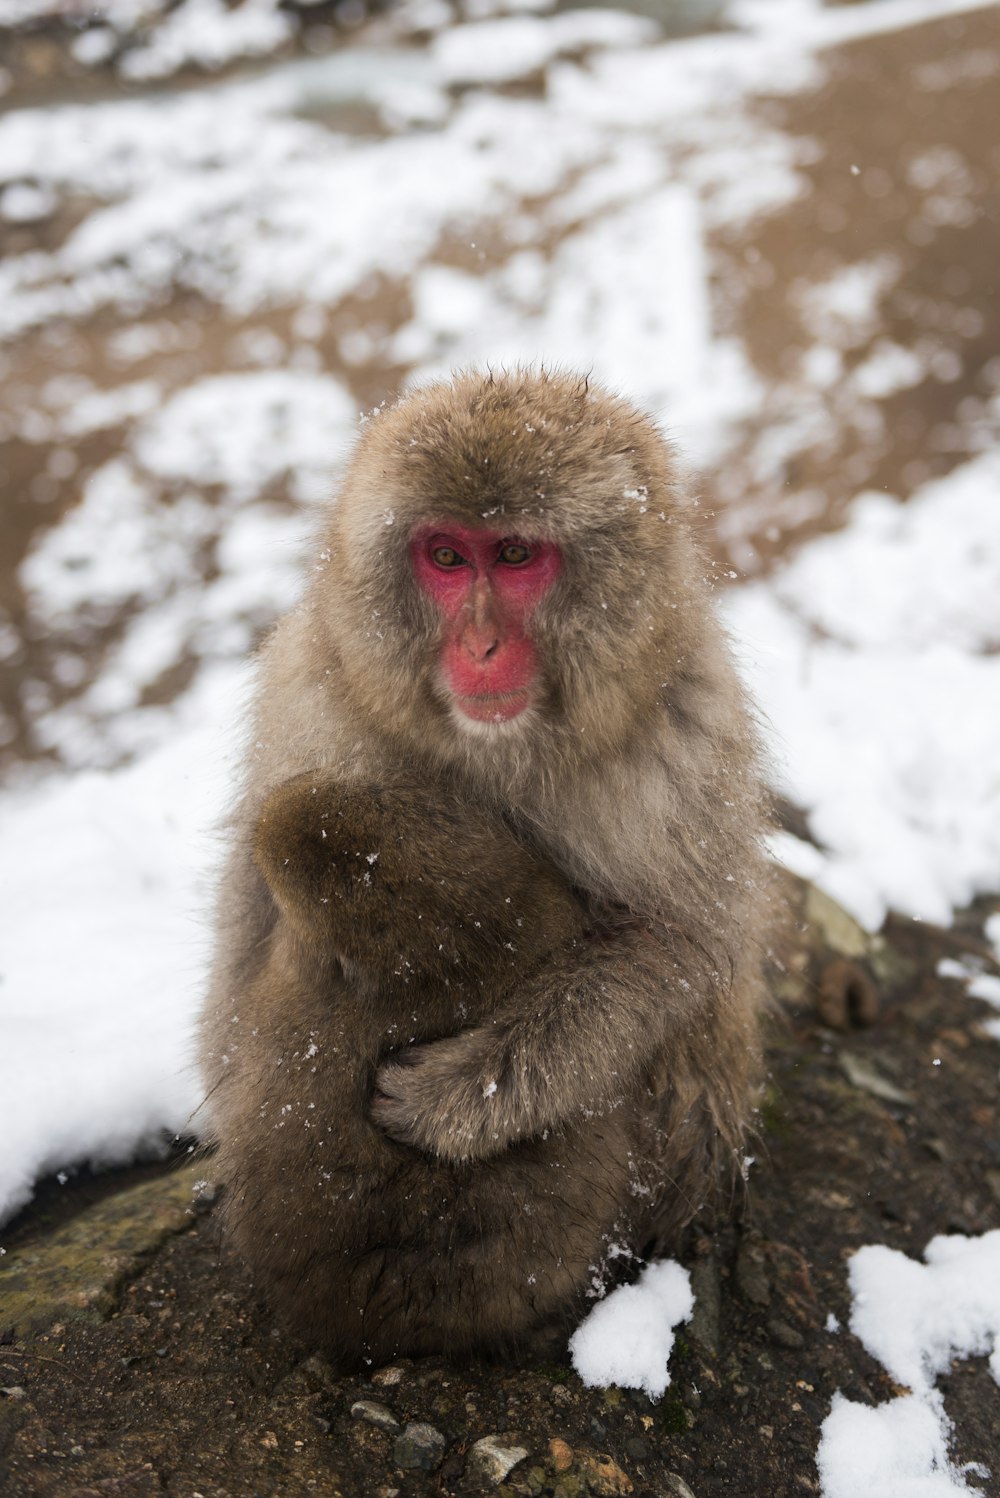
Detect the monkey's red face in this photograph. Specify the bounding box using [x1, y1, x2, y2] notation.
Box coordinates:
[410, 524, 561, 726]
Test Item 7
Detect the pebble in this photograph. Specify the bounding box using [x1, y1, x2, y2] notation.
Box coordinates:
[392, 1421, 446, 1471]
[466, 1434, 529, 1483]
[665, 1475, 698, 1498]
[767, 1318, 806, 1350]
[735, 1235, 771, 1307]
[549, 1437, 574, 1470]
[688, 1257, 721, 1357]
[578, 1451, 633, 1495]
[350, 1399, 400, 1432]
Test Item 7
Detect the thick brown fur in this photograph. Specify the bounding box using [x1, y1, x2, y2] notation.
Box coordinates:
[200, 368, 772, 1367]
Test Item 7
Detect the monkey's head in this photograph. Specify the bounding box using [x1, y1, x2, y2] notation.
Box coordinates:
[314, 369, 709, 775]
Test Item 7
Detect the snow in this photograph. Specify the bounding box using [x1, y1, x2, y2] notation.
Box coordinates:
[819, 1393, 981, 1498]
[430, 11, 656, 85]
[118, 0, 293, 83]
[568, 1259, 694, 1399]
[817, 1233, 1000, 1496]
[936, 957, 1000, 1043]
[18, 370, 354, 767]
[725, 452, 1000, 931]
[0, 687, 242, 1222]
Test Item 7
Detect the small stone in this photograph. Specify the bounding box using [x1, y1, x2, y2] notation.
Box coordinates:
[549, 1437, 574, 1470]
[735, 1235, 771, 1307]
[260, 1430, 279, 1450]
[351, 1399, 400, 1432]
[665, 1476, 698, 1498]
[466, 1434, 529, 1483]
[1, 1387, 27, 1400]
[393, 1421, 446, 1471]
[578, 1451, 633, 1495]
[298, 1353, 336, 1388]
[839, 1052, 915, 1107]
[190, 1178, 220, 1210]
[372, 1363, 406, 1387]
[767, 1318, 806, 1350]
[817, 959, 879, 1029]
[688, 1257, 721, 1357]
[625, 1437, 649, 1460]
[805, 885, 868, 959]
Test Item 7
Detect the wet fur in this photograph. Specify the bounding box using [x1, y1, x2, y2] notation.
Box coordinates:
[200, 369, 772, 1365]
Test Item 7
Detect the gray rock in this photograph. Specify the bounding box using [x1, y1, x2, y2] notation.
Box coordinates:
[767, 1318, 806, 1350]
[351, 1399, 400, 1432]
[688, 1256, 721, 1357]
[735, 1234, 771, 1308]
[466, 1434, 529, 1483]
[839, 1051, 915, 1107]
[665, 1475, 699, 1498]
[805, 885, 869, 959]
[0, 1165, 203, 1338]
[393, 1420, 446, 1471]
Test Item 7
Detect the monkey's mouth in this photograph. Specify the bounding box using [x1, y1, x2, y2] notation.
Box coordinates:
[452, 689, 532, 725]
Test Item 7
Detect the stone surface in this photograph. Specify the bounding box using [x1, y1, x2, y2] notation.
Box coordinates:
[804, 885, 870, 960]
[687, 1257, 721, 1358]
[0, 1165, 204, 1338]
[351, 1399, 400, 1431]
[664, 1476, 698, 1498]
[838, 1051, 916, 1108]
[734, 1234, 771, 1309]
[392, 1421, 446, 1471]
[466, 1433, 529, 1483]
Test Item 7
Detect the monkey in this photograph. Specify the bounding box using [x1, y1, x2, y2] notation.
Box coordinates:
[199, 367, 772, 1367]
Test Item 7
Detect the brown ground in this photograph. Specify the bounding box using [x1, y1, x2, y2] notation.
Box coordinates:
[3, 3, 1000, 772]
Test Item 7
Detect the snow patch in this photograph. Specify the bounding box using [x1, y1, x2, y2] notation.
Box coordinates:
[818, 1232, 1000, 1496]
[728, 451, 1000, 930]
[569, 1259, 694, 1400]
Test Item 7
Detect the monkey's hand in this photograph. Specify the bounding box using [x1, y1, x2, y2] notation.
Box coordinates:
[372, 1028, 527, 1163]
[372, 929, 683, 1160]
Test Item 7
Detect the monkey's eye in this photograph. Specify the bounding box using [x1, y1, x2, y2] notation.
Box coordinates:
[498, 542, 532, 566]
[431, 545, 465, 568]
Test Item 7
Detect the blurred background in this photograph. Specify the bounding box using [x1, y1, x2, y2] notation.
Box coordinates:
[1, 0, 999, 1216]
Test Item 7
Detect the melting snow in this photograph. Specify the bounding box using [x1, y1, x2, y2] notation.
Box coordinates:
[817, 1233, 1000, 1496]
[569, 1259, 694, 1399]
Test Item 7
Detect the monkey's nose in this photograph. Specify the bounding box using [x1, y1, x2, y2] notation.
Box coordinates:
[462, 626, 500, 661]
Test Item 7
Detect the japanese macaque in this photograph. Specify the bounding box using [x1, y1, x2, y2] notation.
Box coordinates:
[200, 368, 771, 1367]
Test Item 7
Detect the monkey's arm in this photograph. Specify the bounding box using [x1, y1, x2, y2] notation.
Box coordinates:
[253, 773, 581, 987]
[372, 926, 713, 1161]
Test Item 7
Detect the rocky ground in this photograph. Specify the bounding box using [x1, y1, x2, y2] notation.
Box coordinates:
[3, 873, 999, 1498]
